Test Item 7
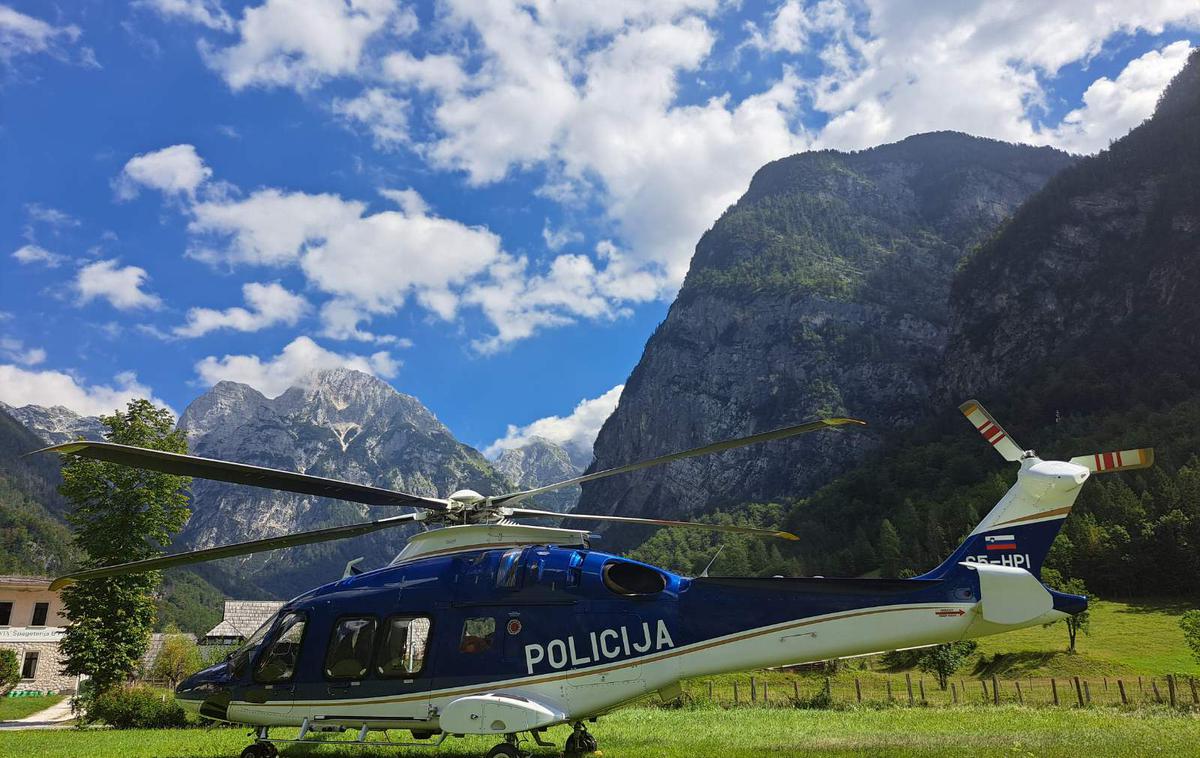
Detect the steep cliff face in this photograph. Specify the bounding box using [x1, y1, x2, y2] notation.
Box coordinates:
[941, 49, 1200, 422]
[0, 402, 104, 445]
[580, 132, 1073, 531]
[178, 368, 512, 596]
[493, 437, 582, 512]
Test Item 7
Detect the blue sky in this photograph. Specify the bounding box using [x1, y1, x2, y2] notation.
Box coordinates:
[2, 0, 1197, 461]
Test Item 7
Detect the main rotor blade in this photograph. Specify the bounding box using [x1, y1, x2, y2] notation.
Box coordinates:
[49, 512, 422, 590]
[492, 417, 866, 507]
[509, 507, 799, 541]
[32, 441, 450, 511]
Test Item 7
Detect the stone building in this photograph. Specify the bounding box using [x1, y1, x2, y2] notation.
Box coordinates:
[0, 575, 80, 693]
[202, 600, 284, 646]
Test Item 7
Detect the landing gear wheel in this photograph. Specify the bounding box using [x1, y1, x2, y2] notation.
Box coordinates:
[239, 744, 277, 758]
[485, 743, 525, 758]
[564, 723, 599, 757]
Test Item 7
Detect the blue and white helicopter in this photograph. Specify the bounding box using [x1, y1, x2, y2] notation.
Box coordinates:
[40, 401, 1152, 758]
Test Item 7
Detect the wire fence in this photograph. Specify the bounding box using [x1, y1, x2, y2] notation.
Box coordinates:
[683, 673, 1200, 709]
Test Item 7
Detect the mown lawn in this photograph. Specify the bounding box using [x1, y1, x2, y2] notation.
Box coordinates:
[0, 695, 64, 722]
[0, 706, 1197, 758]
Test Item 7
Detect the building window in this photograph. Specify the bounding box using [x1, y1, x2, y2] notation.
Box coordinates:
[324, 617, 376, 680]
[0, 602, 11, 626]
[459, 617, 495, 654]
[377, 616, 431, 677]
[254, 612, 306, 683]
[31, 602, 49, 627]
[21, 652, 38, 679]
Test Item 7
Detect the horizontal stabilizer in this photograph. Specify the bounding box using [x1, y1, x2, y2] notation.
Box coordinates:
[959, 400, 1024, 462]
[1069, 448, 1154, 473]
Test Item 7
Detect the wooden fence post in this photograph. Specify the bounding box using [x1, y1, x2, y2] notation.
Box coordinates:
[919, 679, 926, 704]
[825, 677, 832, 699]
[1138, 676, 1143, 693]
[951, 682, 958, 704]
[1151, 679, 1162, 704]
[733, 681, 739, 705]
[980, 679, 988, 702]
[1083, 680, 1091, 705]
[1051, 678, 1060, 706]
[707, 681, 713, 699]
[1191, 677, 1199, 704]
[887, 679, 893, 702]
[992, 675, 1000, 705]
[906, 673, 914, 705]
[1103, 677, 1108, 691]
[793, 680, 799, 699]
[1118, 679, 1128, 705]
[763, 682, 769, 704]
[751, 676, 757, 703]
[1015, 679, 1023, 705]
[854, 678, 862, 703]
[1073, 677, 1084, 707]
[1167, 675, 1177, 708]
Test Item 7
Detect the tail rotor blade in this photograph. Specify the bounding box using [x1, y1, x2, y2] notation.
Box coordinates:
[49, 512, 422, 590]
[31, 441, 450, 511]
[959, 400, 1024, 462]
[1070, 448, 1154, 474]
[493, 417, 866, 507]
[508, 507, 800, 541]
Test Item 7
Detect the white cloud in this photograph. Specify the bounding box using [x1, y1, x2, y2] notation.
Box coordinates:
[803, 1, 1200, 152]
[202, 0, 399, 91]
[485, 384, 623, 464]
[174, 281, 309, 337]
[332, 88, 409, 149]
[0, 337, 46, 366]
[189, 188, 365, 265]
[12, 244, 67, 267]
[0, 364, 167, 417]
[194, 335, 399, 397]
[25, 203, 79, 228]
[382, 51, 466, 95]
[116, 144, 212, 200]
[542, 221, 582, 251]
[0, 4, 81, 64]
[75, 259, 163, 311]
[1050, 40, 1194, 153]
[744, 0, 814, 54]
[140, 0, 233, 31]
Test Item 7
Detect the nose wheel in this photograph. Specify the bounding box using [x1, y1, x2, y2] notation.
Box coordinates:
[239, 744, 278, 758]
[564, 722, 599, 758]
[485, 734, 530, 758]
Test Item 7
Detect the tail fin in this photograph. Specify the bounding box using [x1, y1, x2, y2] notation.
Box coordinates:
[920, 402, 1153, 580]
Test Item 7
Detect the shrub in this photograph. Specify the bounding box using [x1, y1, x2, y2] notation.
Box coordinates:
[0, 648, 19, 695]
[89, 685, 189, 728]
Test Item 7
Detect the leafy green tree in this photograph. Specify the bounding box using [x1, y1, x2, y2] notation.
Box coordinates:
[878, 519, 902, 577]
[149, 626, 203, 688]
[0, 648, 19, 694]
[1041, 569, 1092, 653]
[916, 641, 978, 689]
[59, 400, 191, 699]
[1182, 610, 1200, 664]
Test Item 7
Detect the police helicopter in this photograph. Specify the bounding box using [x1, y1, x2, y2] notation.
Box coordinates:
[37, 401, 1152, 758]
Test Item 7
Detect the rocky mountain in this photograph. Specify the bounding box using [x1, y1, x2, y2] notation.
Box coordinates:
[940, 48, 1200, 420]
[579, 132, 1074, 535]
[493, 436, 582, 512]
[177, 368, 514, 597]
[0, 405, 78, 575]
[0, 402, 104, 445]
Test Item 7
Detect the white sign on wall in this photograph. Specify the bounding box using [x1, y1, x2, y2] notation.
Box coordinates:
[0, 627, 65, 643]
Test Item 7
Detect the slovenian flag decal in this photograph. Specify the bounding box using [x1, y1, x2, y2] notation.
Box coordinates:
[984, 534, 1017, 551]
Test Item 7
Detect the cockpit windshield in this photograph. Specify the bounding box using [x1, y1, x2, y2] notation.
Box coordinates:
[227, 610, 280, 674]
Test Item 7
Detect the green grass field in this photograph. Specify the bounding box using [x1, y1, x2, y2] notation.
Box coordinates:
[0, 695, 64, 722]
[0, 706, 1196, 758]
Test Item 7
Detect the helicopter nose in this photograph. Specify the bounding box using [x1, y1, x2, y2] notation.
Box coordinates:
[176, 668, 233, 721]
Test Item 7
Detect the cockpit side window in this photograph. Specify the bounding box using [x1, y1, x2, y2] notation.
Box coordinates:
[324, 617, 377, 680]
[459, 617, 496, 653]
[229, 610, 280, 676]
[254, 612, 307, 683]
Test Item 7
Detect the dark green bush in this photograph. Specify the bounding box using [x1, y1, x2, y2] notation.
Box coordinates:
[89, 685, 189, 728]
[0, 648, 19, 694]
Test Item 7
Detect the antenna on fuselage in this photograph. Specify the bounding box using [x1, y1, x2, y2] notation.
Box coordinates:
[698, 545, 724, 578]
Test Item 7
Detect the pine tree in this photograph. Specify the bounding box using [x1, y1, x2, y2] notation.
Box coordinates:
[59, 400, 191, 699]
[878, 519, 902, 577]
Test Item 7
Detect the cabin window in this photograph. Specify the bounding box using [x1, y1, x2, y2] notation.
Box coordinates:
[21, 652, 38, 679]
[495, 548, 523, 588]
[602, 561, 667, 596]
[31, 602, 49, 626]
[459, 617, 495, 653]
[324, 617, 377, 680]
[0, 602, 11, 626]
[377, 616, 431, 677]
[254, 612, 306, 683]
